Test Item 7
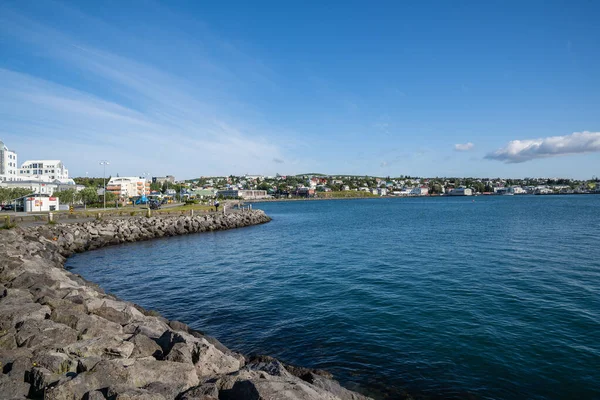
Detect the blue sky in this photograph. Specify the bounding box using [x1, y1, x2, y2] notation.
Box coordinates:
[1, 0, 599, 179]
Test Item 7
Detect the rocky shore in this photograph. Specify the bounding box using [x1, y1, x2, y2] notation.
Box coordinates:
[0, 211, 371, 400]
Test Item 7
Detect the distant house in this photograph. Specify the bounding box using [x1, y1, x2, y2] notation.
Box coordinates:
[294, 187, 315, 197]
[217, 189, 268, 199]
[410, 187, 429, 196]
[449, 187, 473, 196]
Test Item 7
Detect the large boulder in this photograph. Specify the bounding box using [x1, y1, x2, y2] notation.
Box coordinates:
[14, 319, 78, 350]
[46, 359, 199, 399]
[62, 336, 135, 359]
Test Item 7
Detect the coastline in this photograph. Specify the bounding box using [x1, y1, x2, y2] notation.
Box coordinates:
[0, 211, 372, 400]
[245, 191, 600, 204]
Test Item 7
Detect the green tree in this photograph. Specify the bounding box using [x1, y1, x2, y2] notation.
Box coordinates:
[104, 191, 117, 202]
[472, 182, 485, 193]
[79, 187, 99, 205]
[429, 183, 443, 194]
[55, 189, 79, 205]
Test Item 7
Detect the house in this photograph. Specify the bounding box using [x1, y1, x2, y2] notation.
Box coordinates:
[217, 189, 269, 199]
[410, 187, 429, 196]
[152, 176, 175, 184]
[294, 187, 315, 197]
[449, 187, 473, 196]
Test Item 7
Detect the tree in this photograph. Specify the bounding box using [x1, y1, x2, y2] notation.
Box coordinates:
[429, 183, 443, 194]
[55, 189, 79, 205]
[79, 187, 99, 206]
[105, 191, 117, 203]
[0, 187, 32, 203]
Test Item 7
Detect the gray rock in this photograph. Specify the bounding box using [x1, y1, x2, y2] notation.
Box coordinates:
[62, 336, 135, 359]
[77, 356, 102, 373]
[48, 359, 199, 400]
[32, 350, 76, 374]
[30, 366, 61, 396]
[0, 299, 51, 330]
[0, 374, 31, 400]
[14, 319, 78, 349]
[92, 306, 132, 326]
[6, 355, 32, 381]
[127, 333, 163, 359]
[179, 380, 220, 400]
[0, 327, 17, 350]
[106, 386, 166, 400]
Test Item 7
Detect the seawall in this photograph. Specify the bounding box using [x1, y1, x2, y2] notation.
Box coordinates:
[0, 211, 370, 400]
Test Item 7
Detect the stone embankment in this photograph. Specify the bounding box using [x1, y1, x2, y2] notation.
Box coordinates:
[0, 211, 371, 400]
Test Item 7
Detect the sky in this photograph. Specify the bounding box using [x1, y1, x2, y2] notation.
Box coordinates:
[0, 0, 599, 179]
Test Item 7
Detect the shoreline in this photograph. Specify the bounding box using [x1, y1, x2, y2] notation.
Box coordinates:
[0, 211, 372, 400]
[245, 191, 600, 204]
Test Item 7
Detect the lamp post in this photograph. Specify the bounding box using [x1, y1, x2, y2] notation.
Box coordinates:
[99, 160, 109, 209]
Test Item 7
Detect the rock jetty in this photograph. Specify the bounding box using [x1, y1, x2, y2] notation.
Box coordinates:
[0, 211, 371, 400]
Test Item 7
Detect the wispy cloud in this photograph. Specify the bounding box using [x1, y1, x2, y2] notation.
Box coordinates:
[454, 142, 474, 151]
[0, 3, 291, 178]
[485, 131, 600, 163]
[272, 158, 284, 164]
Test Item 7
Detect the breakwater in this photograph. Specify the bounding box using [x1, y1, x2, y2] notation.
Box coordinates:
[0, 211, 370, 400]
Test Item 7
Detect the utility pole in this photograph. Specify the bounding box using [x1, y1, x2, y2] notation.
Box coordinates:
[99, 160, 109, 209]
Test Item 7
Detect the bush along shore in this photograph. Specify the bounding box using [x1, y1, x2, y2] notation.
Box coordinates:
[0, 211, 371, 400]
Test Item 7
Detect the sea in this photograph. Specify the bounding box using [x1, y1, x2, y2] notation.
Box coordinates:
[65, 195, 600, 400]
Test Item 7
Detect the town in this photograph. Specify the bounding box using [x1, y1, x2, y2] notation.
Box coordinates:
[1, 139, 599, 212]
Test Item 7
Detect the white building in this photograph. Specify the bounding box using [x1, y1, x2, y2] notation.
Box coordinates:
[0, 180, 83, 196]
[449, 187, 473, 196]
[0, 140, 20, 182]
[23, 194, 60, 212]
[106, 177, 150, 198]
[19, 160, 69, 182]
[217, 189, 268, 199]
[410, 187, 429, 196]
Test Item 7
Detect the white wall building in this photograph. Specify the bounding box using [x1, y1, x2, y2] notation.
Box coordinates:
[0, 180, 83, 196]
[217, 189, 268, 199]
[23, 194, 60, 212]
[449, 187, 473, 196]
[410, 187, 429, 196]
[0, 140, 20, 182]
[19, 160, 69, 182]
[106, 177, 150, 198]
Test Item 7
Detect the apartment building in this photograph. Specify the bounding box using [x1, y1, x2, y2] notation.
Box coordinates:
[19, 160, 69, 181]
[0, 140, 20, 182]
[106, 177, 151, 198]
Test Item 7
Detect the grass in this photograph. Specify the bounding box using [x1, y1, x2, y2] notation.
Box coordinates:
[155, 203, 214, 213]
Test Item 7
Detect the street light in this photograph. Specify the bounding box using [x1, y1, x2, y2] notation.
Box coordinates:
[99, 160, 109, 209]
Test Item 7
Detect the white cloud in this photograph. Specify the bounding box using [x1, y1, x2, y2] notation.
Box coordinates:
[454, 142, 474, 151]
[485, 131, 600, 163]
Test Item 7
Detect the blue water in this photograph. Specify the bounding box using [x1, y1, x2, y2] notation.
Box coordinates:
[66, 196, 600, 399]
